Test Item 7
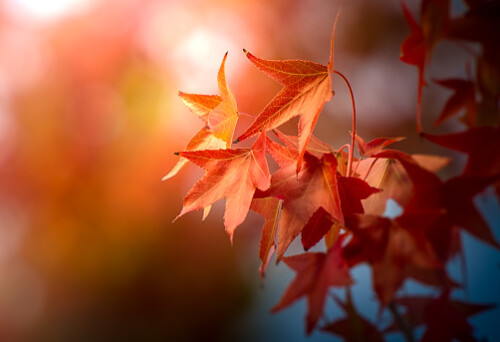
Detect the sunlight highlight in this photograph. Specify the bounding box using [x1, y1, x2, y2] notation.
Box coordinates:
[6, 0, 92, 20]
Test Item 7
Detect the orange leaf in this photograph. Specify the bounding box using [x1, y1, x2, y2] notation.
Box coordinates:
[163, 127, 226, 181]
[207, 52, 239, 147]
[273, 129, 333, 158]
[163, 53, 239, 181]
[250, 197, 281, 279]
[175, 131, 270, 242]
[261, 152, 343, 260]
[236, 14, 340, 173]
[177, 91, 222, 124]
[355, 150, 448, 216]
[355, 156, 413, 215]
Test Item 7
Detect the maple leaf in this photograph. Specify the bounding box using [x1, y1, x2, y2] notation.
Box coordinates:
[400, 3, 427, 134]
[272, 236, 353, 334]
[301, 207, 336, 251]
[263, 133, 299, 168]
[163, 53, 239, 181]
[258, 149, 343, 260]
[177, 92, 222, 124]
[322, 290, 384, 342]
[422, 126, 500, 177]
[337, 176, 380, 216]
[235, 13, 340, 172]
[299, 176, 377, 251]
[411, 154, 451, 173]
[423, 127, 500, 199]
[207, 53, 239, 146]
[273, 129, 333, 159]
[384, 291, 495, 341]
[163, 126, 226, 183]
[396, 208, 462, 262]
[250, 197, 281, 279]
[400, 3, 426, 70]
[355, 150, 449, 215]
[354, 134, 405, 157]
[343, 213, 445, 305]
[400, 0, 450, 132]
[261, 135, 372, 256]
[392, 153, 500, 250]
[355, 155, 412, 216]
[174, 131, 270, 242]
[386, 292, 495, 342]
[268, 142, 379, 250]
[434, 78, 477, 127]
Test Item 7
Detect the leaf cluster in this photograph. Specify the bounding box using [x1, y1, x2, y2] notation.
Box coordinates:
[165, 1, 500, 340]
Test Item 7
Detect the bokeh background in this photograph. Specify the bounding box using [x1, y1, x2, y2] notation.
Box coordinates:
[0, 0, 498, 341]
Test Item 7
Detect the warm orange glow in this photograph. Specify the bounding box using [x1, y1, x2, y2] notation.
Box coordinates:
[1, 0, 478, 340]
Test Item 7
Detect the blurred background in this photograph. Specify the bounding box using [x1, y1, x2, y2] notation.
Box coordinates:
[0, 0, 498, 341]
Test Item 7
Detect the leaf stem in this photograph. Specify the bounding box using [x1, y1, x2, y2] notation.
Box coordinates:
[388, 301, 415, 342]
[417, 69, 423, 135]
[333, 70, 356, 177]
[238, 111, 256, 119]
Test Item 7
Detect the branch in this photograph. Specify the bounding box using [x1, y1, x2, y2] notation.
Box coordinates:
[388, 301, 415, 342]
[333, 70, 356, 177]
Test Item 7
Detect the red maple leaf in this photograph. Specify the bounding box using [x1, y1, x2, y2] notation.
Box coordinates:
[235, 14, 341, 172]
[369, 150, 496, 255]
[423, 126, 500, 177]
[343, 213, 446, 305]
[392, 153, 500, 250]
[259, 146, 343, 260]
[434, 78, 477, 127]
[174, 131, 270, 242]
[386, 292, 495, 342]
[300, 176, 378, 251]
[322, 290, 385, 342]
[400, 0, 450, 133]
[355, 150, 448, 216]
[337, 176, 380, 216]
[354, 134, 405, 157]
[301, 207, 336, 251]
[424, 127, 500, 198]
[261, 135, 377, 255]
[272, 236, 353, 334]
[400, 3, 426, 69]
[352, 136, 448, 216]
